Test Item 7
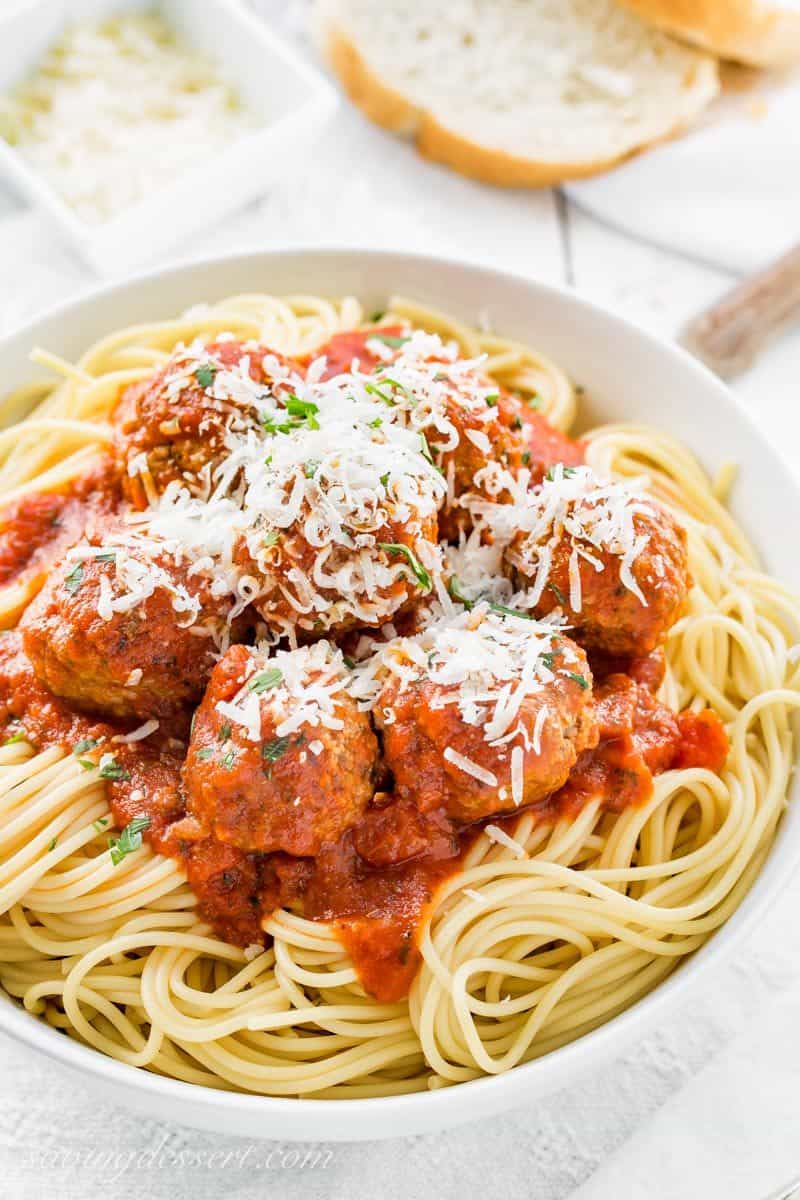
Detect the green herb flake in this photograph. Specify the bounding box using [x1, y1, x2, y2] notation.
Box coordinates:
[196, 747, 214, 761]
[373, 334, 409, 349]
[448, 577, 474, 610]
[511, 416, 523, 431]
[484, 394, 499, 407]
[262, 735, 291, 763]
[378, 543, 432, 592]
[108, 815, 151, 866]
[548, 582, 567, 606]
[565, 671, 590, 690]
[545, 464, 578, 481]
[98, 757, 131, 782]
[73, 737, 99, 756]
[194, 363, 217, 389]
[369, 417, 382, 429]
[220, 750, 236, 770]
[219, 722, 231, 742]
[78, 759, 96, 771]
[93, 817, 109, 833]
[380, 472, 390, 488]
[304, 459, 320, 479]
[262, 529, 280, 547]
[64, 561, 84, 596]
[521, 451, 531, 466]
[47, 837, 58, 852]
[527, 393, 542, 410]
[248, 668, 283, 695]
[3, 729, 27, 746]
[489, 602, 532, 621]
[343, 656, 356, 670]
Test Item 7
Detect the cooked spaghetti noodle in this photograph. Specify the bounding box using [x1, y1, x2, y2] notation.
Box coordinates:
[0, 293, 798, 1098]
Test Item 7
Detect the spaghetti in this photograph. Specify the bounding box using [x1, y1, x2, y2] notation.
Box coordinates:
[0, 292, 798, 1098]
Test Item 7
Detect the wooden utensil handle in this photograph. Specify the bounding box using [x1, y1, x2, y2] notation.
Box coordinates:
[680, 243, 800, 379]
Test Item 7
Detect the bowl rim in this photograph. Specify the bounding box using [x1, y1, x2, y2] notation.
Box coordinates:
[1, 244, 798, 1131]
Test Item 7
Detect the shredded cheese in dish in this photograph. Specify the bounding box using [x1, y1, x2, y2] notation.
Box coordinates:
[0, 13, 255, 225]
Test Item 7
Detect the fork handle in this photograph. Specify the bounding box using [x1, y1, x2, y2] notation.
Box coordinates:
[680, 243, 800, 379]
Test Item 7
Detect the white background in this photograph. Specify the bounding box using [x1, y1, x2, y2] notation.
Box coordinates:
[1, 2, 800, 1197]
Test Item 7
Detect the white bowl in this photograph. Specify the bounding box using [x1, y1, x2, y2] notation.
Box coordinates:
[0, 0, 337, 273]
[1, 248, 798, 1141]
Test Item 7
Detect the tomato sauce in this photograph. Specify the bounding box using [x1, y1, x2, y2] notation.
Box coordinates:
[312, 327, 407, 380]
[0, 465, 120, 624]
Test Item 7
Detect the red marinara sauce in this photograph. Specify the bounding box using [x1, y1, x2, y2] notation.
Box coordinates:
[311, 327, 407, 380]
[0, 465, 119, 624]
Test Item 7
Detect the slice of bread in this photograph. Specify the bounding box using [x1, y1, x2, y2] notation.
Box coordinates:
[314, 0, 719, 188]
[617, 1, 800, 68]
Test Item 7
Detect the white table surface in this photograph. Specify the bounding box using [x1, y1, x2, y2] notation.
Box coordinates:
[2, 4, 800, 1198]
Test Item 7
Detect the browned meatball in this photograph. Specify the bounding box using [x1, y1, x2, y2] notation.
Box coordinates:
[233, 412, 445, 636]
[182, 642, 378, 856]
[505, 465, 690, 657]
[20, 532, 236, 720]
[114, 339, 301, 507]
[366, 605, 598, 824]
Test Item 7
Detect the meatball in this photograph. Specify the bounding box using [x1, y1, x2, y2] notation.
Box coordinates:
[309, 326, 524, 539]
[366, 604, 599, 824]
[182, 642, 378, 856]
[235, 415, 445, 636]
[20, 531, 237, 720]
[114, 338, 301, 507]
[506, 465, 690, 657]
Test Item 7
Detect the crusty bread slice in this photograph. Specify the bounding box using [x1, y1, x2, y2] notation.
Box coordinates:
[617, 0, 800, 68]
[314, 0, 719, 188]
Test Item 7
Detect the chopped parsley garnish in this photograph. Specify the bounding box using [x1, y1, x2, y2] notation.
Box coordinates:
[98, 756, 131, 782]
[380, 472, 390, 488]
[489, 602, 532, 621]
[93, 817, 109, 832]
[304, 459, 320, 479]
[448, 577, 474, 610]
[194, 363, 217, 389]
[3, 730, 27, 746]
[418, 432, 435, 465]
[262, 529, 280, 547]
[370, 310, 385, 323]
[521, 451, 531, 465]
[47, 837, 57, 852]
[511, 416, 523, 430]
[369, 417, 382, 429]
[262, 735, 291, 763]
[548, 582, 567, 606]
[343, 656, 356, 670]
[196, 747, 214, 761]
[373, 334, 409, 349]
[64, 561, 84, 595]
[565, 671, 590, 690]
[248, 668, 283, 694]
[364, 381, 395, 406]
[286, 395, 320, 429]
[546, 464, 577, 481]
[94, 551, 116, 564]
[219, 723, 231, 742]
[485, 394, 499, 407]
[73, 738, 99, 755]
[108, 815, 151, 866]
[378, 543, 432, 592]
[220, 750, 236, 770]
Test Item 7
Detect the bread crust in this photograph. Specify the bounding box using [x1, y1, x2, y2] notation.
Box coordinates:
[323, 23, 718, 189]
[618, 0, 800, 67]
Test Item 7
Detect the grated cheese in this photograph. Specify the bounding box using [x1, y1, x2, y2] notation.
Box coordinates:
[0, 13, 256, 226]
[443, 746, 498, 787]
[484, 824, 527, 858]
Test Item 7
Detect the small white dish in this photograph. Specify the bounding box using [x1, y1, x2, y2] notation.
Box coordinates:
[0, 0, 337, 273]
[1, 248, 799, 1142]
